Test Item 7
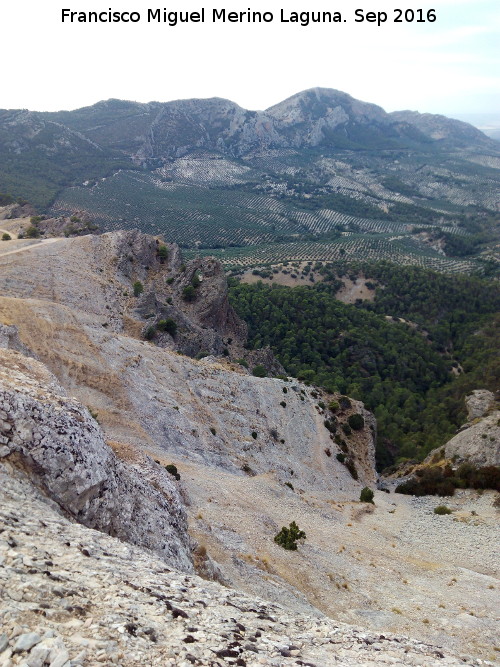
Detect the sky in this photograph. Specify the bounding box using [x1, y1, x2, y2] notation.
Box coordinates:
[2, 0, 499, 122]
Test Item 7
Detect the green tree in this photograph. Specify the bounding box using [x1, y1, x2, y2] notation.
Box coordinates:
[158, 244, 168, 262]
[133, 281, 144, 297]
[274, 521, 306, 551]
[360, 487, 374, 503]
[157, 318, 177, 336]
[348, 413, 365, 431]
[182, 285, 196, 302]
[25, 226, 40, 238]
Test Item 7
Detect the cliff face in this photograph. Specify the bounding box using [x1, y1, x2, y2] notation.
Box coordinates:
[0, 228, 246, 359]
[0, 348, 193, 572]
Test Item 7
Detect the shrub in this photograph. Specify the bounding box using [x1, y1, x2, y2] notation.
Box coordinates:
[143, 325, 156, 340]
[25, 226, 40, 238]
[345, 458, 358, 480]
[1, 233, 11, 241]
[252, 364, 267, 377]
[328, 400, 339, 412]
[339, 396, 352, 410]
[348, 413, 365, 431]
[324, 419, 337, 433]
[396, 463, 500, 497]
[133, 281, 144, 297]
[157, 318, 177, 336]
[191, 271, 201, 288]
[360, 487, 374, 503]
[285, 482, 294, 491]
[434, 505, 452, 515]
[336, 453, 346, 463]
[236, 358, 249, 368]
[158, 244, 168, 262]
[210, 427, 216, 435]
[182, 285, 196, 302]
[342, 423, 352, 436]
[280, 401, 287, 408]
[274, 521, 306, 551]
[251, 431, 258, 439]
[165, 464, 180, 480]
[166, 277, 175, 285]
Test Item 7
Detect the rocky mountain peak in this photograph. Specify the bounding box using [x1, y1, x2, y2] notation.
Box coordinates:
[390, 109, 489, 144]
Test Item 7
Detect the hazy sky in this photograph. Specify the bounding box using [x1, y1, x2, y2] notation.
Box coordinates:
[2, 0, 499, 120]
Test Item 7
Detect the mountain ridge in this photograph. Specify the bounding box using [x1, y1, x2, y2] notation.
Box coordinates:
[1, 87, 499, 273]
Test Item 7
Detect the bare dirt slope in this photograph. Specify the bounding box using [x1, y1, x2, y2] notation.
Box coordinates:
[1, 463, 482, 667]
[0, 231, 498, 664]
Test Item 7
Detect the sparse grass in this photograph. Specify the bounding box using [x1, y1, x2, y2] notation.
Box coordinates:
[434, 505, 452, 515]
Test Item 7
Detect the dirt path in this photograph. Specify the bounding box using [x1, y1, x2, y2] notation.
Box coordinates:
[0, 237, 62, 259]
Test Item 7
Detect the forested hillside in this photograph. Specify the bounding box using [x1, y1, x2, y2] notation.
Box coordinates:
[229, 262, 500, 468]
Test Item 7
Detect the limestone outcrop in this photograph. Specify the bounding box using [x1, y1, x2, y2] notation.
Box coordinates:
[426, 390, 499, 467]
[465, 390, 496, 421]
[442, 411, 500, 467]
[0, 348, 193, 572]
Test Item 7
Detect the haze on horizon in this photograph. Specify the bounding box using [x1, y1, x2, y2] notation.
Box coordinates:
[2, 0, 499, 124]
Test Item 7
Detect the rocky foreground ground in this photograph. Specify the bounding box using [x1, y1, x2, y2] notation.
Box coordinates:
[1, 464, 494, 667]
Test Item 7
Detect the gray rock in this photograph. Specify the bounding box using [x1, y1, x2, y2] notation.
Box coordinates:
[25, 646, 50, 667]
[0, 634, 9, 653]
[465, 390, 495, 421]
[0, 324, 35, 358]
[0, 349, 193, 572]
[443, 410, 500, 466]
[48, 648, 70, 667]
[12, 633, 42, 653]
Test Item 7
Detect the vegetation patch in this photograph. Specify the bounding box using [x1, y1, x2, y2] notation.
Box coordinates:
[396, 463, 500, 496]
[274, 521, 306, 551]
[229, 262, 500, 468]
[165, 464, 181, 481]
[434, 505, 452, 515]
[360, 487, 375, 503]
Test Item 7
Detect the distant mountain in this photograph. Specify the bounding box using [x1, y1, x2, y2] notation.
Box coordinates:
[1, 88, 499, 272]
[1, 88, 497, 208]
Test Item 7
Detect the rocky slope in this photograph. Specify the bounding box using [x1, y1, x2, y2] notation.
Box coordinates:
[0, 347, 192, 572]
[0, 231, 499, 664]
[2, 463, 488, 667]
